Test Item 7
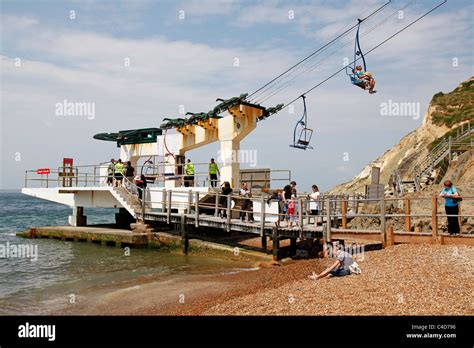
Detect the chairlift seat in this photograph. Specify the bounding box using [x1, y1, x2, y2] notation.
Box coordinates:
[298, 127, 313, 145]
[289, 96, 314, 150]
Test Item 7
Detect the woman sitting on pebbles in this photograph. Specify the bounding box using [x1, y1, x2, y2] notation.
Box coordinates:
[309, 246, 361, 280]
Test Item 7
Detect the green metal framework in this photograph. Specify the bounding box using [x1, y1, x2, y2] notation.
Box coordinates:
[93, 128, 163, 147]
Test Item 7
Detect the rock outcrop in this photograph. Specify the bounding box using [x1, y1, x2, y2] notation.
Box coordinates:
[330, 77, 474, 195]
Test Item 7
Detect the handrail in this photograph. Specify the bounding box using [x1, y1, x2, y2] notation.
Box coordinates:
[393, 122, 472, 195]
[133, 188, 474, 240]
[23, 163, 291, 189]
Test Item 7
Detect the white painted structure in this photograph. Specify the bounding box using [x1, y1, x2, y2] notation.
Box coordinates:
[21, 102, 274, 226]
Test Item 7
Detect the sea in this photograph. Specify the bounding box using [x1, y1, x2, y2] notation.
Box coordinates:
[0, 190, 254, 315]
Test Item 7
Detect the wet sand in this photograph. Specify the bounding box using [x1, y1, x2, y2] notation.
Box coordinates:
[54, 244, 473, 316]
[54, 257, 328, 315]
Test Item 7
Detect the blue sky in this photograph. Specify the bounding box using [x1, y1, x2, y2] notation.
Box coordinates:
[1, 0, 473, 190]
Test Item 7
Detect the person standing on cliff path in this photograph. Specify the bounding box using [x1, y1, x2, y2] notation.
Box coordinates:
[439, 180, 462, 235]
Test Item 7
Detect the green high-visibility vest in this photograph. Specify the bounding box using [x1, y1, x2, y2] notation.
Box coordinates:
[209, 162, 218, 175]
[114, 162, 124, 174]
[185, 163, 195, 175]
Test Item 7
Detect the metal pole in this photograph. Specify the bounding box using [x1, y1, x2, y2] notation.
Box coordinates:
[298, 197, 303, 235]
[214, 192, 219, 217]
[226, 194, 232, 232]
[195, 191, 200, 228]
[167, 190, 172, 224]
[187, 190, 193, 215]
[141, 188, 145, 222]
[260, 196, 266, 237]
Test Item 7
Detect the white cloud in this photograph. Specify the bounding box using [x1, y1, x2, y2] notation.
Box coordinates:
[0, 14, 39, 30]
[1, 0, 472, 190]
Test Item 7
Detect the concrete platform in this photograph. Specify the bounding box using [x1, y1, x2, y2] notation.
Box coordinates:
[17, 225, 149, 248]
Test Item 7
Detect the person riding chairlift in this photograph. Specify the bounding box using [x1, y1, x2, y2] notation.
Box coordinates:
[353, 65, 376, 94]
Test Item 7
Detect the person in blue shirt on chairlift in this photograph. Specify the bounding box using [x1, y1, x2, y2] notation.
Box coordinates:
[353, 65, 376, 94]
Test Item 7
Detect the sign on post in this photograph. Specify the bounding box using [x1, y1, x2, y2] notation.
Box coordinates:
[36, 168, 51, 175]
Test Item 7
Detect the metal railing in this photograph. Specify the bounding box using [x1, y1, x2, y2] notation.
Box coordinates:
[24, 163, 291, 190]
[132, 186, 473, 241]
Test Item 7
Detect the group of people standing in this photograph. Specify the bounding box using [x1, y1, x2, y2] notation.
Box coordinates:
[213, 179, 321, 225]
[106, 159, 135, 187]
[183, 158, 220, 187]
[106, 159, 147, 198]
[212, 181, 254, 222]
[267, 181, 321, 228]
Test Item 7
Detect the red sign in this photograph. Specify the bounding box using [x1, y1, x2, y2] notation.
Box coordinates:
[37, 168, 51, 175]
[63, 158, 73, 166]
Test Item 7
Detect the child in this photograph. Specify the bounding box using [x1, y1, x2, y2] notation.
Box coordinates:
[288, 189, 298, 228]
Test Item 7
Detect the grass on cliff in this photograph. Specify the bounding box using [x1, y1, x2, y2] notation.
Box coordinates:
[430, 79, 474, 127]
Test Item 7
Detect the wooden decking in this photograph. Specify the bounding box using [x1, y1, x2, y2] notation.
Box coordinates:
[137, 211, 324, 240]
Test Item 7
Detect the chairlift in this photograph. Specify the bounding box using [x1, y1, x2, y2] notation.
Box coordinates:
[290, 96, 313, 150]
[346, 19, 368, 90]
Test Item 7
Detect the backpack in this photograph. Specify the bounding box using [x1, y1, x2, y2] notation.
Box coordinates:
[349, 261, 362, 274]
[451, 187, 463, 203]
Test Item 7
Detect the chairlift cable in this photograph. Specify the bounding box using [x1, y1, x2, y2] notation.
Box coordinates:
[247, 0, 393, 101]
[255, 1, 414, 104]
[281, 0, 447, 111]
[249, 2, 393, 103]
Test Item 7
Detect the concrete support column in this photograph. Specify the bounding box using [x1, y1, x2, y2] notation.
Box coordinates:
[69, 206, 87, 226]
[219, 139, 240, 188]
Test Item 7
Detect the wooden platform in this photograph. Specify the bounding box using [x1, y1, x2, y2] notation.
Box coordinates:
[138, 211, 324, 240]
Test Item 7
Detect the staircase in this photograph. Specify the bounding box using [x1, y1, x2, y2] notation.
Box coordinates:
[392, 122, 472, 195]
[110, 186, 142, 218]
[413, 139, 451, 190]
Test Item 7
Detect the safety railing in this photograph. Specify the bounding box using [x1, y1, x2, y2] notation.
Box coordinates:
[24, 163, 292, 190]
[135, 187, 473, 243]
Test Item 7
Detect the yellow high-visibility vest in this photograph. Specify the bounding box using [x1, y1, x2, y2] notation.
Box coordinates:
[185, 163, 195, 175]
[209, 162, 218, 175]
[114, 162, 124, 174]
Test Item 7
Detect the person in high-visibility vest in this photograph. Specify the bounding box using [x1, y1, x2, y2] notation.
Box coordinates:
[114, 159, 125, 187]
[208, 158, 220, 187]
[184, 159, 195, 187]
